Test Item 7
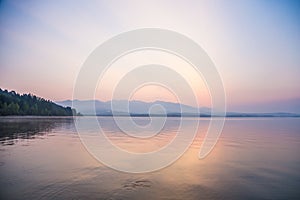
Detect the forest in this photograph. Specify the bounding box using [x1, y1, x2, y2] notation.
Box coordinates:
[0, 88, 76, 116]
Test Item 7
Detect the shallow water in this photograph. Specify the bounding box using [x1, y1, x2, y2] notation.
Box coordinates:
[0, 117, 299, 199]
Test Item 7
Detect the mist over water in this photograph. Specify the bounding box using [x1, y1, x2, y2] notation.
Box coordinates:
[0, 117, 299, 199]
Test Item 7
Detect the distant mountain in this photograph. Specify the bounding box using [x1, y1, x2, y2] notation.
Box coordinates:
[56, 99, 300, 117]
[224, 112, 300, 117]
[0, 88, 76, 116]
[56, 99, 211, 116]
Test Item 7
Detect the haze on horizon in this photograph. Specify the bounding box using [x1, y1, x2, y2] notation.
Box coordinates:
[0, 0, 299, 113]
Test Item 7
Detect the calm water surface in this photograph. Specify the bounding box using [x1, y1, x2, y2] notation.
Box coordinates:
[0, 117, 299, 199]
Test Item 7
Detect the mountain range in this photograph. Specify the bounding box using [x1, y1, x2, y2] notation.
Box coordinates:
[56, 100, 300, 117]
[57, 100, 210, 116]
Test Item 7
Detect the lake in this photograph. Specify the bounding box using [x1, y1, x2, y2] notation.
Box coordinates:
[0, 117, 299, 199]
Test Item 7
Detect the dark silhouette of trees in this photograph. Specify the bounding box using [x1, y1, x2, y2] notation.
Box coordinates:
[0, 88, 77, 116]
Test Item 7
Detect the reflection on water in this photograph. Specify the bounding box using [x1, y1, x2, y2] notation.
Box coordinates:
[97, 117, 199, 153]
[0, 117, 75, 145]
[0, 117, 299, 199]
[101, 117, 180, 153]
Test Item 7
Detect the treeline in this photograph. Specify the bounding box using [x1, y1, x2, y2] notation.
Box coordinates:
[0, 88, 77, 116]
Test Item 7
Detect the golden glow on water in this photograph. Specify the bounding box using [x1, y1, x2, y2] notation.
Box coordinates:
[0, 117, 299, 199]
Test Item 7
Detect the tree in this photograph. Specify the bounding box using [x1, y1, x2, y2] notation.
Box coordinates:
[0, 88, 77, 116]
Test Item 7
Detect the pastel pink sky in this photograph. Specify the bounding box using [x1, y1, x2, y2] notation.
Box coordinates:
[0, 0, 299, 112]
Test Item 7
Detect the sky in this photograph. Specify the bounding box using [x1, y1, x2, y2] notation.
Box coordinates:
[0, 0, 299, 112]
